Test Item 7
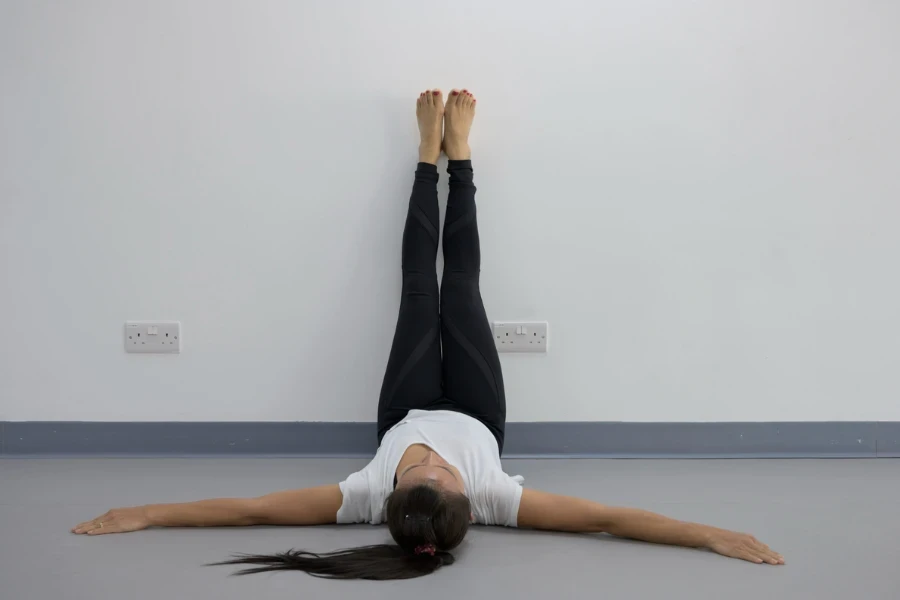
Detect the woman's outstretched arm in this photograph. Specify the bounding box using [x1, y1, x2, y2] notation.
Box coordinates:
[516, 489, 784, 565]
[72, 485, 343, 535]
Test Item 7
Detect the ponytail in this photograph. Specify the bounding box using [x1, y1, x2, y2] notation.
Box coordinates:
[213, 544, 453, 580]
[212, 484, 470, 580]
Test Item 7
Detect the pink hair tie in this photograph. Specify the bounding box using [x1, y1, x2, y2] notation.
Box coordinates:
[414, 544, 436, 556]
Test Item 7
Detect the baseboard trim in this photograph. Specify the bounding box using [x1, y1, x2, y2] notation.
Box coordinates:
[2, 421, 899, 457]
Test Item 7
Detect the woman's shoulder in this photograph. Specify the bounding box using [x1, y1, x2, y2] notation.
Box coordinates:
[469, 472, 525, 527]
[337, 457, 394, 525]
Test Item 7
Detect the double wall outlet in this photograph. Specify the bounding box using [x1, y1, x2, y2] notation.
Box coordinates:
[493, 321, 548, 353]
[125, 321, 181, 353]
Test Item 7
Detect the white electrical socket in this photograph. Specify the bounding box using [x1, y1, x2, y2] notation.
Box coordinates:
[125, 321, 181, 353]
[493, 321, 548, 353]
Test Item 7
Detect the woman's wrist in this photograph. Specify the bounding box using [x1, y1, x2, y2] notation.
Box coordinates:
[695, 524, 721, 548]
[142, 504, 166, 527]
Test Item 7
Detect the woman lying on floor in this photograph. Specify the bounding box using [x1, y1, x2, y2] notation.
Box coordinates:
[73, 88, 784, 580]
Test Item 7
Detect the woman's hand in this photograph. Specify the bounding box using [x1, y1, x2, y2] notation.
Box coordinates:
[707, 530, 784, 565]
[72, 507, 151, 535]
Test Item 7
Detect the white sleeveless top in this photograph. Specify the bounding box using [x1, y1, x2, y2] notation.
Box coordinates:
[336, 410, 524, 526]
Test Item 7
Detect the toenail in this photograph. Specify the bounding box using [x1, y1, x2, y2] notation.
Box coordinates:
[432, 90, 439, 95]
[451, 91, 459, 95]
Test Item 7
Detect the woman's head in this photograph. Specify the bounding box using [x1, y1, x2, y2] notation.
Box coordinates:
[385, 482, 471, 553]
[213, 483, 472, 580]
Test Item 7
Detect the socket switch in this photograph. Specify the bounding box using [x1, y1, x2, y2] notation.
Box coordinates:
[125, 321, 181, 353]
[493, 321, 548, 353]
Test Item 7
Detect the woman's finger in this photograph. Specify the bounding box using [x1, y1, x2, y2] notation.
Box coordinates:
[754, 542, 783, 564]
[745, 549, 765, 564]
[87, 521, 115, 535]
[753, 547, 780, 565]
[73, 520, 98, 534]
[763, 547, 782, 563]
[73, 512, 110, 533]
[78, 522, 98, 534]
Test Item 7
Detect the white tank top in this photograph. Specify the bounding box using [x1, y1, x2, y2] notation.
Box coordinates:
[337, 410, 524, 526]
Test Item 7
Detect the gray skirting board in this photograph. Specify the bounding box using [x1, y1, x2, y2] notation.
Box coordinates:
[2, 421, 899, 457]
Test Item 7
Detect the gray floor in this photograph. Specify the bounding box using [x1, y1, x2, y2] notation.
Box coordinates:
[1, 458, 896, 599]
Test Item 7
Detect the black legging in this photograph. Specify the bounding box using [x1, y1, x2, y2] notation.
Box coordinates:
[376, 160, 507, 453]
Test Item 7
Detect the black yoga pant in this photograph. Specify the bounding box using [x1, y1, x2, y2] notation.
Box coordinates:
[376, 160, 507, 454]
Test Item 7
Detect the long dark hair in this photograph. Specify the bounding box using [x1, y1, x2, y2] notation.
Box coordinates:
[212, 484, 471, 580]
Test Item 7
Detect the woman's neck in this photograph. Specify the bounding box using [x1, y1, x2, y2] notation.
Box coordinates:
[395, 443, 435, 476]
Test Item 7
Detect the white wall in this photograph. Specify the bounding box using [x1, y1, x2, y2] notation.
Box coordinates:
[2, 0, 899, 423]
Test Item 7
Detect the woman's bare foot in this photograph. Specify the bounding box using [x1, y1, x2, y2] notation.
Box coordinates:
[416, 89, 443, 165]
[443, 89, 475, 160]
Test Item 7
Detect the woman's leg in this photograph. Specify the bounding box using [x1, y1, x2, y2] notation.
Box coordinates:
[376, 90, 446, 443]
[438, 90, 507, 453]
